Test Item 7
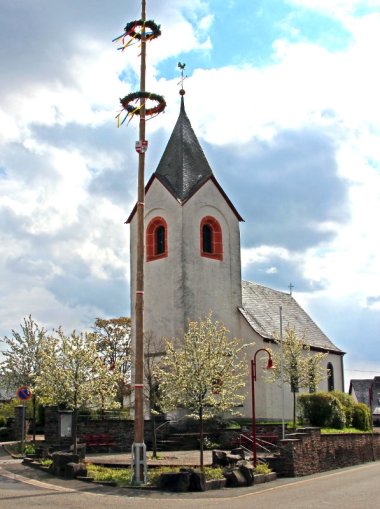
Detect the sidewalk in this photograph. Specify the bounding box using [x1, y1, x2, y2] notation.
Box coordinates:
[1, 443, 212, 467]
[85, 449, 213, 467]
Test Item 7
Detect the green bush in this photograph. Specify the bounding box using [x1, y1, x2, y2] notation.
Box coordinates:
[86, 464, 224, 486]
[0, 400, 19, 420]
[24, 443, 36, 455]
[329, 399, 347, 429]
[0, 416, 7, 427]
[254, 463, 272, 474]
[331, 391, 355, 426]
[298, 392, 346, 429]
[352, 403, 371, 431]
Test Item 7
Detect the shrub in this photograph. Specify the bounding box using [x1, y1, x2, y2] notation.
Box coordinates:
[86, 464, 225, 486]
[352, 403, 371, 431]
[0, 400, 20, 420]
[254, 463, 271, 474]
[24, 443, 36, 455]
[40, 458, 53, 467]
[0, 416, 7, 427]
[87, 464, 132, 485]
[331, 391, 355, 426]
[298, 392, 346, 429]
[329, 398, 347, 429]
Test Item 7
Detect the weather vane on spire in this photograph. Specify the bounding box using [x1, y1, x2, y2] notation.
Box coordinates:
[178, 62, 187, 95]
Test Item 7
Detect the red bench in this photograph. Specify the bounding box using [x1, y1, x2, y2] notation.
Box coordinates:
[81, 433, 114, 450]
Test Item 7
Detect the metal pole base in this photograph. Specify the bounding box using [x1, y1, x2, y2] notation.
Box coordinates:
[132, 442, 147, 484]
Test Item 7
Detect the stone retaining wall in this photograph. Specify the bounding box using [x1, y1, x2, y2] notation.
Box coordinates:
[277, 427, 380, 477]
[44, 406, 138, 451]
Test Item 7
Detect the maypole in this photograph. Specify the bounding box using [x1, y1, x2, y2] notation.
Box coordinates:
[113, 1, 165, 484]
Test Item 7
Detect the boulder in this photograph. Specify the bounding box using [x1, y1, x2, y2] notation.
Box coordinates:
[238, 461, 254, 486]
[224, 468, 248, 487]
[230, 447, 246, 460]
[189, 471, 206, 492]
[51, 452, 79, 476]
[212, 449, 229, 467]
[64, 462, 87, 480]
[158, 472, 191, 492]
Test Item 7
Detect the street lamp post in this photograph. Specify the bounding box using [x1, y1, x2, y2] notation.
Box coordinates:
[251, 348, 273, 467]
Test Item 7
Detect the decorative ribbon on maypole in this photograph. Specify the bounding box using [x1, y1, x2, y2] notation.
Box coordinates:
[114, 2, 165, 485]
[114, 19, 166, 128]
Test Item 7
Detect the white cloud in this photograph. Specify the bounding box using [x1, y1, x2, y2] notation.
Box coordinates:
[242, 246, 294, 268]
[0, 0, 379, 374]
[289, 0, 380, 17]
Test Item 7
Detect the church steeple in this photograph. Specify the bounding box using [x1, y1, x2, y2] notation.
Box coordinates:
[154, 96, 213, 202]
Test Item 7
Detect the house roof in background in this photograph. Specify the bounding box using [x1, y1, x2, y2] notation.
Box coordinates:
[349, 377, 380, 407]
[349, 379, 372, 404]
[240, 280, 343, 354]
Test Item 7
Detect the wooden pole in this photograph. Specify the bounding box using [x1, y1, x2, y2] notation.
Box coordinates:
[132, 0, 147, 484]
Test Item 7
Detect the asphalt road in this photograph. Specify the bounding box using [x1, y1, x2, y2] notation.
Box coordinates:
[1, 460, 380, 509]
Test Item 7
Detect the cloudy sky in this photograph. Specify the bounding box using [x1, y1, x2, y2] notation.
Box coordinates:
[0, 0, 379, 388]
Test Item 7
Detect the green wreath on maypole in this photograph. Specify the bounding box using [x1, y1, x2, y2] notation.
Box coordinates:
[124, 19, 161, 41]
[120, 92, 166, 117]
[114, 19, 166, 128]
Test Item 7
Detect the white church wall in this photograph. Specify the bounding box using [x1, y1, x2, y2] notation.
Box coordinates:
[130, 179, 184, 344]
[237, 315, 345, 420]
[181, 180, 242, 332]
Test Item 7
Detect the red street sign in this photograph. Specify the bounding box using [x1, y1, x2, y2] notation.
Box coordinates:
[135, 140, 148, 153]
[16, 386, 32, 401]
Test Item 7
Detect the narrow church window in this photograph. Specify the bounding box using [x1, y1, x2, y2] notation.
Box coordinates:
[200, 216, 223, 261]
[327, 362, 334, 391]
[202, 224, 213, 253]
[156, 225, 165, 255]
[146, 217, 168, 261]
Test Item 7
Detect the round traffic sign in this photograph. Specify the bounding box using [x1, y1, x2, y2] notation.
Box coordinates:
[16, 386, 32, 401]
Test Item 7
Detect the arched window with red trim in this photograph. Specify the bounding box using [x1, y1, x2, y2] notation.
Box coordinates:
[200, 216, 223, 260]
[146, 217, 168, 261]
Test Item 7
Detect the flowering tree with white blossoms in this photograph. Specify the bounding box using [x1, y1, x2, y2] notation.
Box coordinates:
[0, 315, 46, 441]
[155, 314, 250, 469]
[34, 329, 120, 453]
[267, 327, 328, 428]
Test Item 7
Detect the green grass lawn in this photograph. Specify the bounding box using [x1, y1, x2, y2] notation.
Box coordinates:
[320, 427, 372, 434]
[86, 464, 225, 486]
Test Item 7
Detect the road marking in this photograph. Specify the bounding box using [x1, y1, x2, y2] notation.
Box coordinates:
[193, 462, 380, 502]
[1, 461, 378, 501]
[0, 467, 76, 492]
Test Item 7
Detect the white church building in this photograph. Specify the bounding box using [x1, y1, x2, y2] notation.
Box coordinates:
[127, 95, 345, 420]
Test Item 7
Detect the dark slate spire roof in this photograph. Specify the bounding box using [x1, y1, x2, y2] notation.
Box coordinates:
[240, 280, 344, 354]
[125, 95, 243, 224]
[154, 96, 213, 202]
